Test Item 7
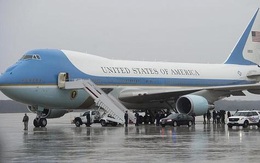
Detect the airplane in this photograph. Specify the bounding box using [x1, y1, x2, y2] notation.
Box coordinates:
[1, 9, 260, 127]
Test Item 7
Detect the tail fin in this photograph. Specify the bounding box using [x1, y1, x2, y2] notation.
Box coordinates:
[225, 8, 260, 65]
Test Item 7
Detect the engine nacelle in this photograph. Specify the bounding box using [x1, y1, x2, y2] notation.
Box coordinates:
[247, 89, 260, 95]
[27, 105, 68, 119]
[176, 95, 209, 116]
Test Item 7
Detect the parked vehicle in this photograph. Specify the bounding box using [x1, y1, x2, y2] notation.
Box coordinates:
[227, 110, 260, 128]
[73, 110, 101, 127]
[159, 113, 193, 127]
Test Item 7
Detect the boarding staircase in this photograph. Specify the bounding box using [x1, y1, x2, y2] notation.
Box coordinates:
[62, 79, 135, 124]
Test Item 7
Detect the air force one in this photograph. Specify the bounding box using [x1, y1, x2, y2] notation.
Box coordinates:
[1, 9, 260, 127]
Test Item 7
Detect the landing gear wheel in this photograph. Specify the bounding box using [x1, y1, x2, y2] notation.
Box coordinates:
[33, 118, 40, 127]
[33, 118, 47, 127]
[39, 118, 47, 127]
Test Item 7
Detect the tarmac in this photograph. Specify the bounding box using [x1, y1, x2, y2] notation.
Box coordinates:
[1, 113, 260, 163]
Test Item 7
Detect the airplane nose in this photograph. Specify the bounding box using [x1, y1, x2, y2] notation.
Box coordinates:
[0, 74, 3, 85]
[0, 72, 11, 89]
[0, 77, 4, 93]
[0, 72, 19, 100]
[0, 74, 5, 89]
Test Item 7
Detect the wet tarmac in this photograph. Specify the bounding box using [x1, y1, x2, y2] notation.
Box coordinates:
[1, 113, 260, 163]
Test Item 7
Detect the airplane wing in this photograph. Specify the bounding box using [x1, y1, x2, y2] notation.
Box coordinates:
[119, 87, 201, 103]
[118, 83, 260, 103]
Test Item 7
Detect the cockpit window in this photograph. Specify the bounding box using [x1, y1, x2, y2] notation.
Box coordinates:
[20, 55, 32, 60]
[20, 54, 41, 60]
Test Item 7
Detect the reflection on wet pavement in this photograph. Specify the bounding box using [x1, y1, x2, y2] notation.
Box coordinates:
[1, 113, 260, 163]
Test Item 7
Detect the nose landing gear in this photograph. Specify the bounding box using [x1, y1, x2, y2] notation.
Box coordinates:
[27, 105, 49, 128]
[33, 108, 48, 127]
[33, 117, 47, 127]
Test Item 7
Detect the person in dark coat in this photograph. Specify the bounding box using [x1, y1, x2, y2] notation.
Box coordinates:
[86, 113, 91, 126]
[203, 113, 206, 124]
[220, 110, 226, 124]
[124, 111, 128, 127]
[135, 111, 139, 126]
[206, 110, 211, 124]
[23, 113, 29, 130]
[212, 110, 217, 124]
[227, 111, 231, 118]
[191, 112, 196, 125]
[155, 111, 160, 126]
[216, 111, 221, 124]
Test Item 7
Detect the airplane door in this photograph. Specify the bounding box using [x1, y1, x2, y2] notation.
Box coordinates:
[58, 72, 69, 88]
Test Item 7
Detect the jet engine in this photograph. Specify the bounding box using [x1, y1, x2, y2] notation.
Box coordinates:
[176, 95, 209, 116]
[247, 89, 260, 95]
[27, 105, 68, 118]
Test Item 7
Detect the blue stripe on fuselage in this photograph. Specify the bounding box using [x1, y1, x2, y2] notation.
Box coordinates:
[0, 49, 254, 87]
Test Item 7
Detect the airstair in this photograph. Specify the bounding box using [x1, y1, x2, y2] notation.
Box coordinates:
[62, 78, 135, 124]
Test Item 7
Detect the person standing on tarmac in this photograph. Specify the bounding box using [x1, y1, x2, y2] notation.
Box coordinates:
[155, 112, 160, 126]
[86, 113, 91, 127]
[220, 110, 226, 124]
[227, 111, 231, 118]
[206, 110, 211, 124]
[191, 112, 196, 125]
[135, 111, 139, 126]
[23, 113, 29, 130]
[216, 111, 221, 124]
[124, 111, 128, 127]
[212, 110, 217, 124]
[203, 113, 206, 124]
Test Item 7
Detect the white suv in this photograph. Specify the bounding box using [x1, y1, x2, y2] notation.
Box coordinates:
[227, 110, 260, 128]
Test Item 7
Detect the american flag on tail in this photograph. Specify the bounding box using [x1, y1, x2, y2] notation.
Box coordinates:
[252, 31, 260, 42]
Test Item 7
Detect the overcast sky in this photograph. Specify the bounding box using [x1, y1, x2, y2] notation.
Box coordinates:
[0, 0, 260, 100]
